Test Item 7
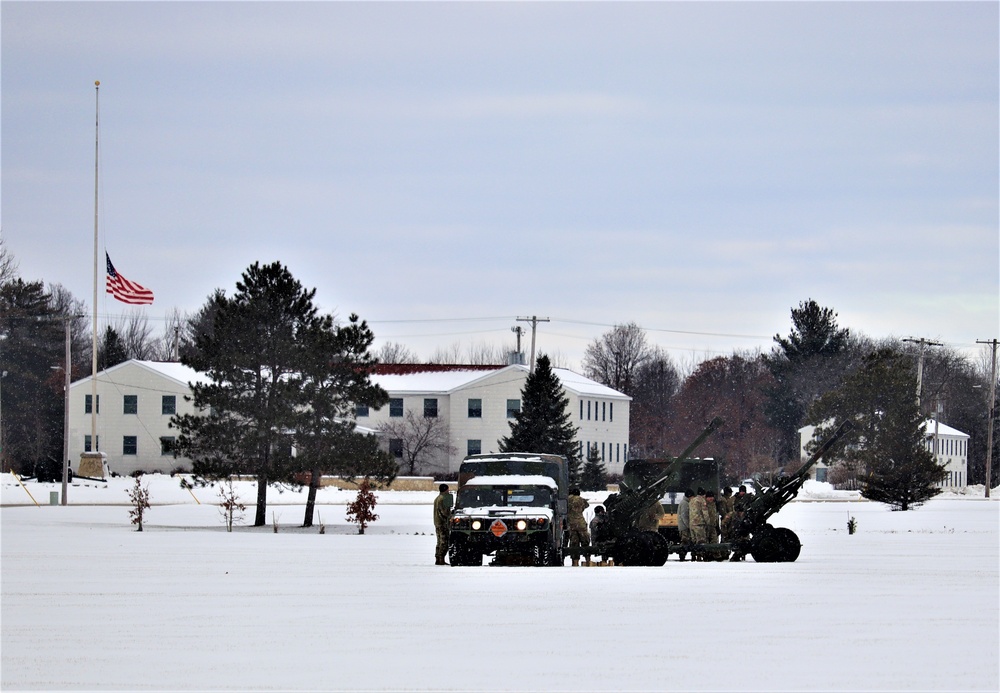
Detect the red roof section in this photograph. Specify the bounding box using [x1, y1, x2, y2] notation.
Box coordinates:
[372, 363, 506, 375]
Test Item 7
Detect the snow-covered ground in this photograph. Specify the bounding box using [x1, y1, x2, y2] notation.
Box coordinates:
[2, 475, 998, 691]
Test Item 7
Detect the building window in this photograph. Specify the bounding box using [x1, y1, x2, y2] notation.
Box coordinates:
[424, 398, 438, 418]
[467, 439, 482, 456]
[389, 398, 403, 417]
[506, 399, 520, 419]
[389, 438, 403, 459]
[610, 402, 614, 422]
[84, 435, 99, 452]
[85, 394, 100, 414]
[123, 436, 138, 456]
[468, 398, 482, 418]
[580, 401, 584, 420]
[356, 404, 370, 418]
[162, 395, 176, 416]
[602, 401, 606, 421]
[816, 467, 827, 483]
[123, 395, 138, 415]
[160, 436, 175, 456]
[587, 401, 591, 420]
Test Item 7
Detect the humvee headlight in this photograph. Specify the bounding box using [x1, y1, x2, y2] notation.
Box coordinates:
[515, 519, 528, 531]
[471, 519, 483, 531]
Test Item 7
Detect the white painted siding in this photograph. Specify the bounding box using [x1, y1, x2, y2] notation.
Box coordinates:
[69, 361, 202, 476]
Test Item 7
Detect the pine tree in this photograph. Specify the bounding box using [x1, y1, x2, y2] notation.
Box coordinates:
[580, 443, 607, 492]
[498, 354, 580, 482]
[809, 348, 945, 510]
[175, 262, 355, 526]
[764, 299, 856, 463]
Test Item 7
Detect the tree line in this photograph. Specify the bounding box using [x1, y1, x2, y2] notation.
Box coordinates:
[2, 232, 996, 511]
[581, 303, 998, 500]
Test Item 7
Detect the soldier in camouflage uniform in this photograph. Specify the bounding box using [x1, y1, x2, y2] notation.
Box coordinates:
[677, 488, 694, 561]
[636, 496, 665, 533]
[433, 484, 453, 565]
[688, 488, 709, 552]
[719, 486, 735, 541]
[705, 489, 720, 544]
[567, 487, 590, 566]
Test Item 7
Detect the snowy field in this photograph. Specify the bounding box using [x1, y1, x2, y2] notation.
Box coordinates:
[2, 475, 998, 692]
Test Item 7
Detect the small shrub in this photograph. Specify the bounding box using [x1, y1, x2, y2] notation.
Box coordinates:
[218, 478, 246, 532]
[345, 479, 379, 535]
[127, 477, 151, 532]
[847, 516, 858, 535]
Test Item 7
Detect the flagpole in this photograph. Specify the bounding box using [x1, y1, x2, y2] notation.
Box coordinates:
[91, 80, 100, 452]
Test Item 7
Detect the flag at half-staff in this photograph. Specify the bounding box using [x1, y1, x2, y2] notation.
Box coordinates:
[106, 252, 154, 305]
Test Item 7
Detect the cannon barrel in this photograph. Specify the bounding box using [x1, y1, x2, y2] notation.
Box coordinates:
[741, 419, 853, 530]
[605, 416, 724, 534]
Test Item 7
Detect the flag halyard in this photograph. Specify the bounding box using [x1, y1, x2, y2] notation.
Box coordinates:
[106, 253, 154, 305]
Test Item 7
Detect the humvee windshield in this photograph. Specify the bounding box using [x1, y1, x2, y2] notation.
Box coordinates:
[457, 486, 553, 509]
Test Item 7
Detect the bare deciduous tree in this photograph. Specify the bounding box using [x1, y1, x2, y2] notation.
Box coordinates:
[375, 341, 420, 364]
[582, 322, 651, 396]
[0, 233, 19, 285]
[377, 409, 455, 475]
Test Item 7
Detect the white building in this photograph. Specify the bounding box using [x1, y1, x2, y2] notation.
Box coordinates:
[798, 420, 969, 488]
[361, 363, 631, 475]
[68, 360, 207, 476]
[69, 360, 631, 477]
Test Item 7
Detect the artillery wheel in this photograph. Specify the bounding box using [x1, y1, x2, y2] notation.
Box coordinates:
[750, 526, 801, 563]
[612, 531, 667, 566]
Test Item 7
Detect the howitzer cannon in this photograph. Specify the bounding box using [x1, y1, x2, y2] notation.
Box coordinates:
[589, 417, 725, 566]
[729, 419, 853, 562]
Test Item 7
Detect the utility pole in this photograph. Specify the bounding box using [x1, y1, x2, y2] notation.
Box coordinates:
[516, 316, 549, 373]
[903, 337, 943, 409]
[976, 338, 997, 498]
[510, 326, 525, 365]
[62, 318, 71, 505]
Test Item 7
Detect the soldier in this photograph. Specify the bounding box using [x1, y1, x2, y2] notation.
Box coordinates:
[677, 488, 694, 561]
[705, 489, 720, 544]
[589, 504, 609, 542]
[433, 483, 453, 565]
[719, 486, 735, 541]
[729, 485, 751, 552]
[688, 488, 709, 558]
[636, 495, 665, 533]
[567, 487, 590, 566]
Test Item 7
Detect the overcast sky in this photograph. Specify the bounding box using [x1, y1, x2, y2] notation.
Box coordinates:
[2, 1, 997, 370]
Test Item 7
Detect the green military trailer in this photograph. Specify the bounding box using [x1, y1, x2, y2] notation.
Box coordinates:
[447, 453, 569, 567]
[621, 456, 720, 543]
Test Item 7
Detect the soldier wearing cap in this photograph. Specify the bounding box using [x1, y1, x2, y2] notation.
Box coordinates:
[567, 487, 591, 566]
[433, 483, 453, 565]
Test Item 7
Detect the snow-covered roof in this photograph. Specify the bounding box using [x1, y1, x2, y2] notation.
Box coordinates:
[921, 420, 969, 439]
[370, 363, 629, 399]
[463, 475, 558, 488]
[370, 368, 502, 393]
[71, 359, 210, 388]
[801, 419, 969, 439]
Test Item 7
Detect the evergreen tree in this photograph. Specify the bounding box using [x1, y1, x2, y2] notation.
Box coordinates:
[580, 443, 607, 492]
[0, 278, 70, 477]
[174, 262, 386, 527]
[99, 326, 128, 370]
[296, 313, 392, 527]
[808, 348, 945, 510]
[498, 354, 580, 482]
[765, 299, 856, 463]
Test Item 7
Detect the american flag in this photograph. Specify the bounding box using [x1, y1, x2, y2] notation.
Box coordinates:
[106, 253, 154, 305]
